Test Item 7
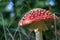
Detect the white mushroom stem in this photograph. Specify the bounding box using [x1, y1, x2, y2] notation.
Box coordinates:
[34, 28, 43, 40]
[29, 21, 48, 40]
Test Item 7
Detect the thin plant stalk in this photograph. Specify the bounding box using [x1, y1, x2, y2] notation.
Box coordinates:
[18, 27, 22, 40]
[1, 13, 7, 40]
[13, 26, 19, 37]
[53, 14, 58, 40]
[6, 28, 14, 40]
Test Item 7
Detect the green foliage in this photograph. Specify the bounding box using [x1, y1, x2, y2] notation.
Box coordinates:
[0, 0, 60, 40]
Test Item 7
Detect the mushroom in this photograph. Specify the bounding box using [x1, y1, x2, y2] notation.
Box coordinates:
[18, 8, 59, 40]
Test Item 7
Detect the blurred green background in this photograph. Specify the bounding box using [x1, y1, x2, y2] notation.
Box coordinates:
[0, 0, 60, 40]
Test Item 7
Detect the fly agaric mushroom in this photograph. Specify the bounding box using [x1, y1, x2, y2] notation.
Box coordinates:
[18, 8, 59, 40]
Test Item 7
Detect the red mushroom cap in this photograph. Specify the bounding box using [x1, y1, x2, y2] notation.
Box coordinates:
[18, 8, 59, 26]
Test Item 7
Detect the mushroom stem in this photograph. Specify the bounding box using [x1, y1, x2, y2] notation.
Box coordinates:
[29, 21, 48, 40]
[34, 28, 43, 40]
